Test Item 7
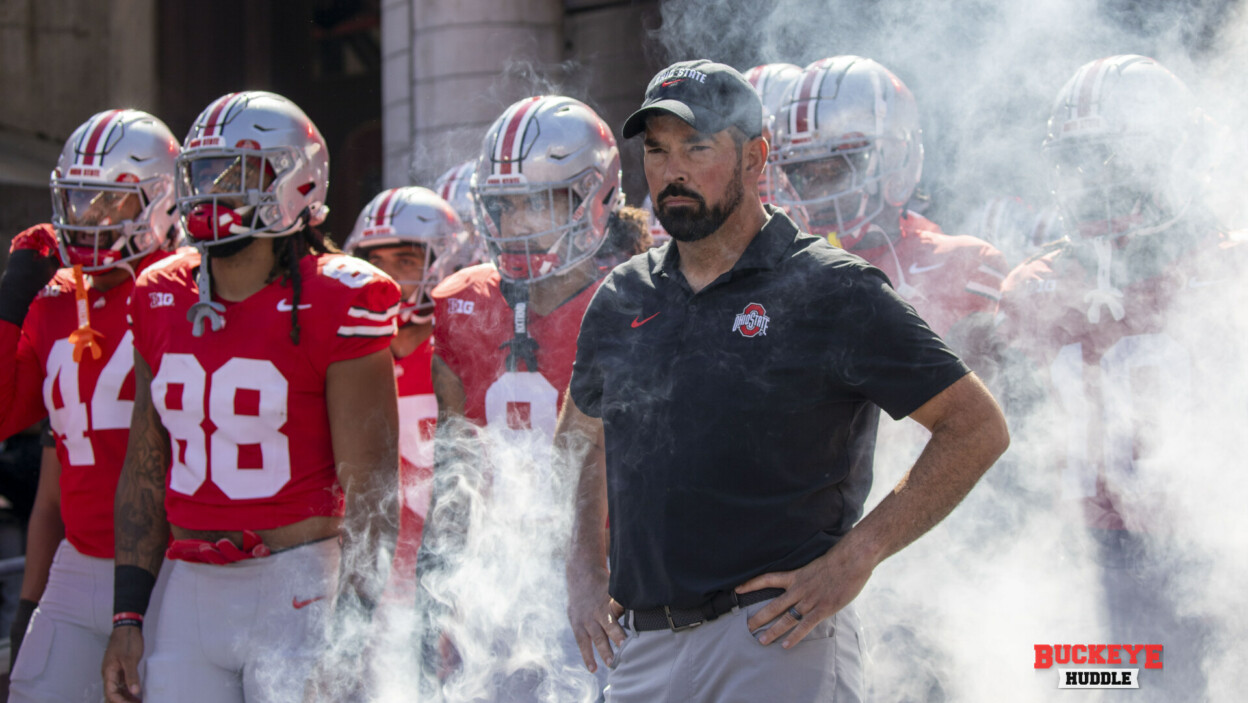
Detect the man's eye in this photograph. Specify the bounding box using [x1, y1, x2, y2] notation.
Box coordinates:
[528, 194, 548, 212]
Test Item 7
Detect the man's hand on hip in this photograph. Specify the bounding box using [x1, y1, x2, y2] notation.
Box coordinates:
[736, 535, 876, 649]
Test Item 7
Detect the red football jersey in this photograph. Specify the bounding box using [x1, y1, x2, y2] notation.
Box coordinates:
[431, 263, 601, 432]
[997, 233, 1248, 530]
[389, 336, 437, 591]
[130, 249, 399, 531]
[853, 212, 1008, 337]
[0, 231, 168, 558]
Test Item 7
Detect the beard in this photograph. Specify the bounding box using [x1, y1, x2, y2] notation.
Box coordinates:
[655, 161, 744, 243]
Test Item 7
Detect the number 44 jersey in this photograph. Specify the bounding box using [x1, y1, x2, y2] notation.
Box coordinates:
[0, 240, 171, 559]
[130, 249, 400, 531]
[996, 232, 1248, 531]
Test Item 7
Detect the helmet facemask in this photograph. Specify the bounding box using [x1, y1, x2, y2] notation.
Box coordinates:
[52, 177, 169, 272]
[477, 167, 608, 282]
[1046, 136, 1189, 241]
[176, 146, 307, 246]
[777, 138, 882, 246]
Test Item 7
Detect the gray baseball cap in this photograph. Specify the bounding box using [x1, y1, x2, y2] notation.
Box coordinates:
[622, 60, 763, 139]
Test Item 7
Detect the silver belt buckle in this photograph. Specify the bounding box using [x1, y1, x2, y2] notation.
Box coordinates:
[664, 605, 703, 632]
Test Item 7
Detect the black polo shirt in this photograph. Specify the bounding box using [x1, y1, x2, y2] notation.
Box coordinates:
[569, 208, 969, 610]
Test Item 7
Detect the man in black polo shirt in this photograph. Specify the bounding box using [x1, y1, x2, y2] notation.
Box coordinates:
[556, 59, 1009, 702]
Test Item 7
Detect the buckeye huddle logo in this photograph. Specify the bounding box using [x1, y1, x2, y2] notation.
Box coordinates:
[1034, 643, 1162, 690]
[732, 302, 770, 338]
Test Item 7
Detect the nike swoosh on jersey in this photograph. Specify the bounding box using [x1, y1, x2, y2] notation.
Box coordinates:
[907, 261, 948, 275]
[277, 299, 313, 312]
[631, 312, 661, 328]
[292, 595, 327, 609]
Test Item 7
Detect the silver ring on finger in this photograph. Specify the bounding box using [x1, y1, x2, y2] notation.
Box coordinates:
[787, 605, 803, 622]
[606, 612, 614, 624]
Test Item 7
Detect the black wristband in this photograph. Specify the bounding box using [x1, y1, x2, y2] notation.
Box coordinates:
[0, 250, 59, 328]
[10, 597, 38, 668]
[114, 564, 157, 617]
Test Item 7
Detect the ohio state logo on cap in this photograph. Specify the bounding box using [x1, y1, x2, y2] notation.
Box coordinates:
[732, 302, 770, 338]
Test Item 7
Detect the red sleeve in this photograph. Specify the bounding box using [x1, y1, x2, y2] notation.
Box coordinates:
[323, 257, 401, 365]
[0, 318, 49, 439]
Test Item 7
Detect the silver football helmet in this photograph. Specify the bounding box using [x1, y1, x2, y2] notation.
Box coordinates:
[1043, 55, 1199, 241]
[772, 56, 923, 248]
[745, 63, 804, 127]
[473, 95, 623, 281]
[50, 109, 181, 272]
[433, 159, 486, 269]
[345, 187, 465, 324]
[176, 91, 329, 246]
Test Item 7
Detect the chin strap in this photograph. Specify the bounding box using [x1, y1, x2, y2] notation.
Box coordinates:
[498, 279, 539, 372]
[1083, 236, 1125, 324]
[67, 264, 104, 362]
[187, 244, 226, 337]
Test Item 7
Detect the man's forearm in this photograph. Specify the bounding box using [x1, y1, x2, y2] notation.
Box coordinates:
[553, 397, 608, 570]
[114, 355, 170, 576]
[846, 373, 1009, 568]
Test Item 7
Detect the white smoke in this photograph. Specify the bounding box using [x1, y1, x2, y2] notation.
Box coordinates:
[404, 418, 603, 703]
[652, 0, 1248, 701]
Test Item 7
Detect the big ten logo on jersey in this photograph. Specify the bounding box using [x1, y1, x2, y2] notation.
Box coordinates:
[323, 256, 382, 289]
[152, 355, 292, 499]
[1024, 278, 1058, 294]
[447, 298, 475, 315]
[43, 331, 135, 466]
[150, 292, 174, 308]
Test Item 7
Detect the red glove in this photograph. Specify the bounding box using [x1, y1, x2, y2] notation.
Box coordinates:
[9, 223, 60, 259]
[0, 224, 62, 327]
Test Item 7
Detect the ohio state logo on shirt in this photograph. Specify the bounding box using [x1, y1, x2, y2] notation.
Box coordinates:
[732, 302, 770, 338]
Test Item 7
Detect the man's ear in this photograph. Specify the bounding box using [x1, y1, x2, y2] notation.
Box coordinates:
[745, 136, 769, 180]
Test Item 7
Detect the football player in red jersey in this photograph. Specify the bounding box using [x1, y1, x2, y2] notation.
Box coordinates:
[344, 186, 467, 600]
[99, 91, 401, 703]
[997, 55, 1245, 700]
[0, 109, 181, 703]
[416, 95, 647, 700]
[771, 56, 1009, 358]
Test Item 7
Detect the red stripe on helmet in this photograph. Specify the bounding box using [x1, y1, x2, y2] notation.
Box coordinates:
[497, 97, 541, 176]
[80, 110, 124, 167]
[203, 93, 239, 137]
[374, 189, 398, 227]
[793, 63, 825, 135]
[745, 65, 765, 90]
[1076, 58, 1108, 119]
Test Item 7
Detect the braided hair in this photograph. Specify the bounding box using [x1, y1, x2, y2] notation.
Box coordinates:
[268, 218, 339, 346]
[594, 205, 652, 269]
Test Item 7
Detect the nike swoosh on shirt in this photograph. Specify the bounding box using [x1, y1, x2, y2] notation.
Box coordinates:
[292, 596, 327, 610]
[907, 261, 948, 275]
[277, 299, 313, 312]
[631, 312, 661, 328]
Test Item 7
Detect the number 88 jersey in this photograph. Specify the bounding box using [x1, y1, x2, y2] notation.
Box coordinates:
[130, 249, 400, 530]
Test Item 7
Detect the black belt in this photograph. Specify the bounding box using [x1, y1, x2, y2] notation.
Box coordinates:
[629, 588, 784, 633]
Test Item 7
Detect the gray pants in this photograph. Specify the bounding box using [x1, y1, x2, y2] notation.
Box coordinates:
[9, 541, 115, 703]
[143, 538, 340, 703]
[606, 599, 863, 703]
